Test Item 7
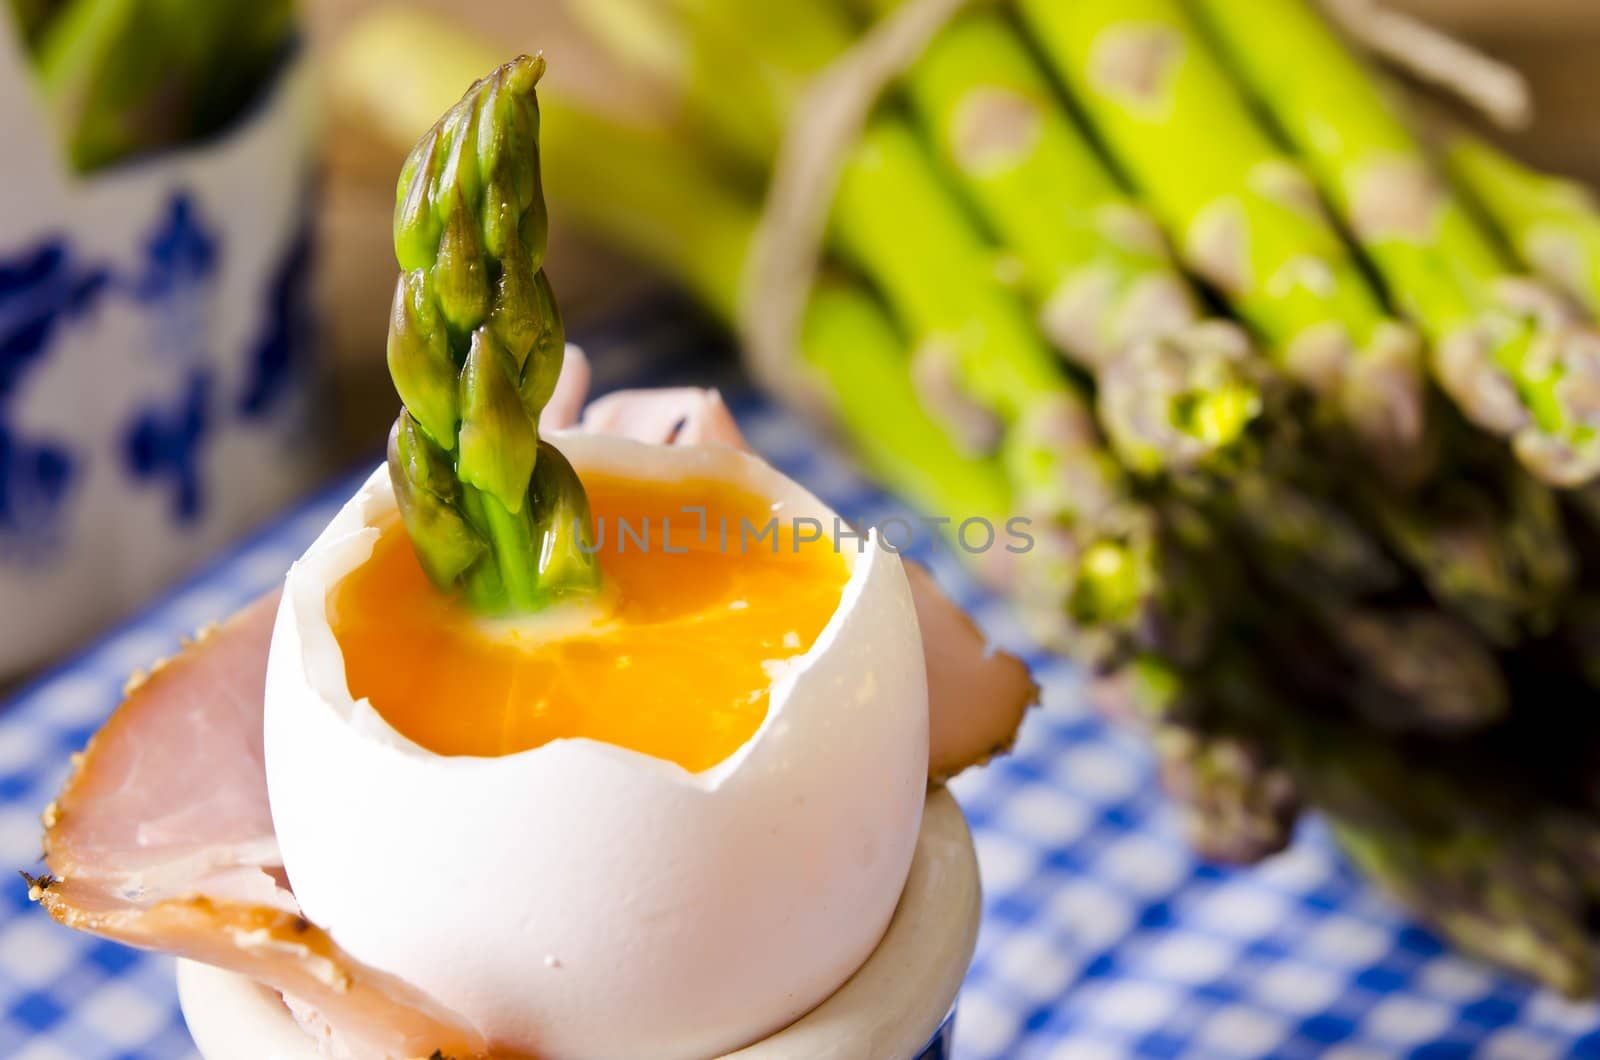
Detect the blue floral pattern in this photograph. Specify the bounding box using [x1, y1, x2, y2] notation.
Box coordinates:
[0, 240, 107, 548]
[122, 369, 212, 522]
[0, 188, 312, 546]
[237, 203, 315, 420]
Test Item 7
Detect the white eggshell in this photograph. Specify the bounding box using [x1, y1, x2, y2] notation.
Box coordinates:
[263, 433, 929, 1059]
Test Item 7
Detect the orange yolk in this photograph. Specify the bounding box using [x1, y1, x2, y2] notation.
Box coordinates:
[332, 473, 849, 773]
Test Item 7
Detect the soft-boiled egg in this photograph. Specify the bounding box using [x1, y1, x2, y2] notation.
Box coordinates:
[263, 431, 930, 1059]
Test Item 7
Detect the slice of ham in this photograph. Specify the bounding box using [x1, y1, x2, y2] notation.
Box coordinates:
[906, 562, 1036, 783]
[34, 594, 499, 1059]
[576, 387, 744, 447]
[33, 362, 1035, 1057]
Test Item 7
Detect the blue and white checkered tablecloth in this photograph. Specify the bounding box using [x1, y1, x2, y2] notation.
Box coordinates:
[5, 297, 1600, 1059]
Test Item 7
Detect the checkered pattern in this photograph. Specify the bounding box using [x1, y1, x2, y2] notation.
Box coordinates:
[4, 297, 1600, 1059]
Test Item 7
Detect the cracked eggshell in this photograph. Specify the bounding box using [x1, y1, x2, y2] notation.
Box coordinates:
[262, 433, 929, 1060]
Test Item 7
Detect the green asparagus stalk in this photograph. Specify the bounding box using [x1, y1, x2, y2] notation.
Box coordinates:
[1363, 439, 1573, 644]
[29, 0, 294, 173]
[1444, 132, 1600, 323]
[800, 273, 1014, 540]
[1015, 0, 1426, 470]
[1334, 817, 1593, 996]
[676, 0, 857, 174]
[1311, 608, 1509, 733]
[1261, 686, 1597, 994]
[1205, 518, 1507, 734]
[832, 116, 1217, 664]
[1221, 463, 1398, 602]
[1154, 722, 1301, 863]
[1191, 0, 1600, 487]
[1091, 646, 1302, 863]
[887, 7, 1270, 484]
[384, 54, 600, 615]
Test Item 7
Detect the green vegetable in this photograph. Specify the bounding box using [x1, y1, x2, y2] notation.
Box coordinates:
[1016, 0, 1428, 479]
[24, 0, 293, 173]
[800, 275, 1014, 532]
[1191, 0, 1600, 486]
[1096, 650, 1302, 863]
[892, 8, 1265, 482]
[1445, 132, 1600, 323]
[385, 54, 600, 615]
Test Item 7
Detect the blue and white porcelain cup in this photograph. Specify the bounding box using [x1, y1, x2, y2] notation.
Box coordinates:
[0, 26, 324, 676]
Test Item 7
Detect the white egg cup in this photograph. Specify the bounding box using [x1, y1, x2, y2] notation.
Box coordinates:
[177, 787, 979, 1060]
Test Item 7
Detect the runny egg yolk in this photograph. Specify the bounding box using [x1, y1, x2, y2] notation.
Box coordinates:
[332, 473, 849, 773]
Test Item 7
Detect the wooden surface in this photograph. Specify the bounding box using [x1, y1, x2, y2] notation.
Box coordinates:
[1388, 0, 1600, 181]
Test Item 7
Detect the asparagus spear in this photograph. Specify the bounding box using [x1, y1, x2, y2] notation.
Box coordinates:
[800, 273, 1015, 544]
[1092, 647, 1302, 863]
[1362, 432, 1573, 644]
[1262, 688, 1596, 994]
[1334, 817, 1593, 996]
[833, 116, 1224, 665]
[1015, 0, 1426, 471]
[1155, 722, 1301, 864]
[385, 54, 600, 615]
[676, 0, 857, 174]
[1301, 608, 1509, 733]
[1191, 0, 1600, 487]
[1444, 132, 1600, 324]
[31, 0, 294, 172]
[887, 7, 1270, 484]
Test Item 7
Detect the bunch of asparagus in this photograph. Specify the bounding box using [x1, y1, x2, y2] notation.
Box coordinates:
[6, 0, 295, 172]
[338, 0, 1600, 993]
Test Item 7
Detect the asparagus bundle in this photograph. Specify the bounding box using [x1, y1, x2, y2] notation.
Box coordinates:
[595, 0, 1558, 643]
[334, 1, 1600, 995]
